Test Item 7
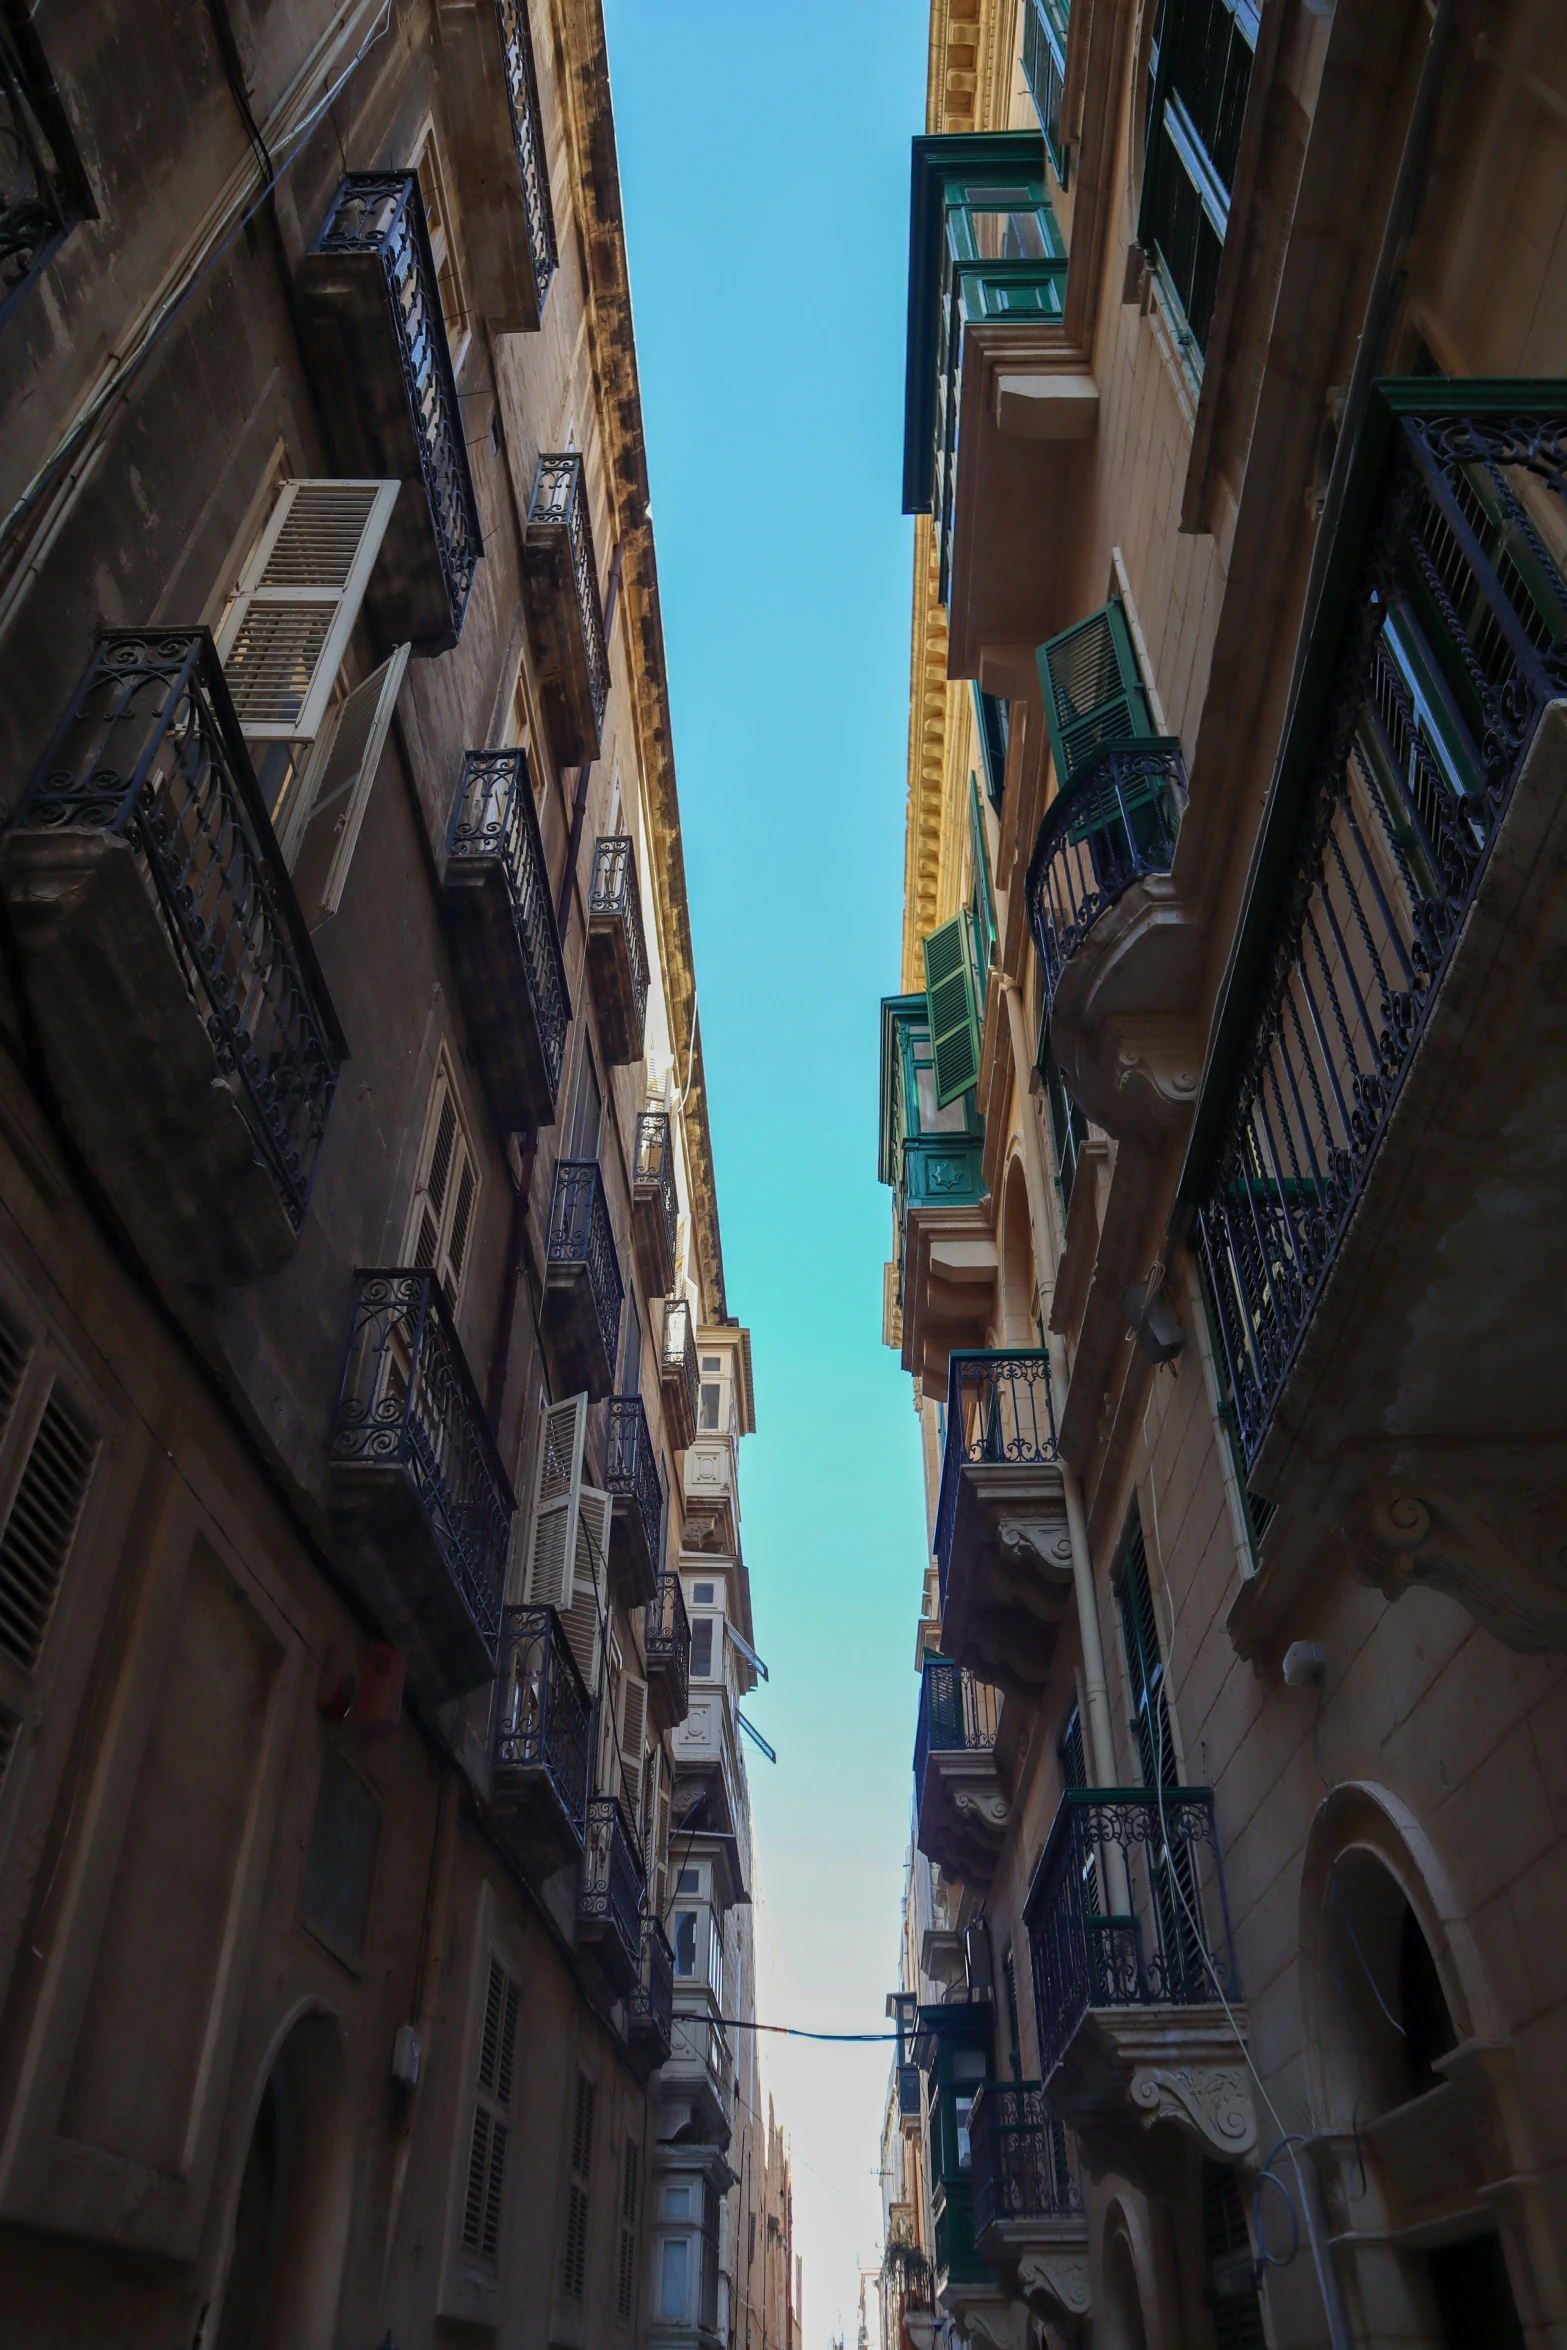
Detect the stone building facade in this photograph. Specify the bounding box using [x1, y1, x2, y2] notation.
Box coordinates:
[0, 4, 775, 2345]
[879, 0, 1567, 2345]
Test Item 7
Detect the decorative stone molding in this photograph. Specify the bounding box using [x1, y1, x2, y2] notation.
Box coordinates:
[1347, 1446, 1567, 1651]
[1047, 2010, 1257, 2192]
[1016, 2251, 1091, 2320]
[940, 2282, 1034, 2350]
[996, 1519, 1076, 1575]
[941, 1463, 1075, 1700]
[952, 1785, 1010, 1831]
[1125, 2060, 1255, 2163]
[1049, 876, 1205, 1138]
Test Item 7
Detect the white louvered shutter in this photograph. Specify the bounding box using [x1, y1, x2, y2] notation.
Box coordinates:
[523, 1393, 586, 1610]
[653, 1770, 670, 1921]
[286, 646, 410, 925]
[461, 1953, 521, 2267]
[405, 1066, 481, 1313]
[561, 1485, 610, 1695]
[641, 1744, 661, 1885]
[218, 478, 399, 742]
[619, 1670, 648, 1822]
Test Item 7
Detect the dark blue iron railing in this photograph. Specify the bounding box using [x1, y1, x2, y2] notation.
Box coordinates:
[1194, 394, 1567, 1470]
[580, 1794, 644, 1978]
[11, 632, 345, 1227]
[0, 14, 92, 329]
[590, 834, 650, 1037]
[934, 1351, 1059, 1605]
[312, 174, 482, 643]
[606, 1392, 664, 1575]
[644, 1566, 691, 1719]
[546, 1158, 623, 1373]
[493, 0, 557, 316]
[1025, 743, 1187, 1024]
[530, 453, 609, 737]
[969, 2081, 1081, 2241]
[1024, 1788, 1239, 2088]
[628, 1915, 675, 2047]
[492, 1603, 591, 1838]
[913, 1655, 1000, 1801]
[332, 1270, 516, 1652]
[634, 1110, 678, 1264]
[660, 1296, 700, 1438]
[446, 746, 571, 1101]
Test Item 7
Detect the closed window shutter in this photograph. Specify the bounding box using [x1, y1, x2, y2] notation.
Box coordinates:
[968, 774, 997, 979]
[0, 1379, 97, 1674]
[922, 915, 981, 1108]
[286, 646, 410, 926]
[619, 1670, 648, 1821]
[1034, 597, 1154, 788]
[616, 2139, 639, 2323]
[462, 1954, 521, 2265]
[217, 479, 399, 743]
[653, 1771, 670, 1920]
[523, 1393, 587, 1609]
[562, 1486, 610, 1692]
[404, 1066, 481, 1313]
[562, 2071, 597, 2298]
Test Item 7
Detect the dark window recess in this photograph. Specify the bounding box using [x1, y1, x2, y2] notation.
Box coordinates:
[1002, 1945, 1023, 2079]
[1201, 2161, 1264, 2350]
[300, 1750, 381, 1964]
[561, 2070, 597, 2299]
[1138, 0, 1255, 362]
[1038, 1029, 1089, 1217]
[616, 2140, 639, 2324]
[0, 1379, 96, 1674]
[973, 685, 1011, 810]
[690, 1617, 715, 1678]
[1400, 1905, 1457, 2099]
[1058, 1705, 1087, 1792]
[1426, 2235, 1526, 2350]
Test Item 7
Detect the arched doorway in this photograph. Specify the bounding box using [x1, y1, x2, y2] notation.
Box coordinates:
[1104, 2228, 1149, 2350]
[998, 1157, 1036, 1346]
[215, 2011, 352, 2350]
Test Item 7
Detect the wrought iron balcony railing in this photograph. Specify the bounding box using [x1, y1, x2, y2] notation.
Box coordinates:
[304, 174, 482, 651]
[579, 1794, 645, 1993]
[1025, 744, 1188, 1024]
[627, 1916, 676, 2060]
[605, 1392, 664, 1604]
[645, 1566, 691, 1727]
[543, 1157, 623, 1399]
[494, 0, 557, 317]
[492, 1603, 592, 1845]
[913, 1655, 1000, 1795]
[587, 835, 650, 1065]
[660, 1295, 700, 1451]
[969, 2082, 1081, 2242]
[2, 632, 345, 1284]
[1023, 1788, 1240, 2089]
[1, 13, 92, 329]
[934, 1351, 1059, 1605]
[632, 1109, 678, 1293]
[445, 747, 571, 1128]
[1192, 387, 1567, 1471]
[524, 452, 609, 764]
[330, 1270, 515, 1699]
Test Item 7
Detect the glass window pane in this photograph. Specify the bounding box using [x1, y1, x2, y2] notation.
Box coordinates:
[674, 1911, 697, 1975]
[660, 2237, 689, 2320]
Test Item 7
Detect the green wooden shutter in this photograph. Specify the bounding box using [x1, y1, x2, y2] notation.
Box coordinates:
[1035, 597, 1154, 787]
[922, 915, 981, 1109]
[968, 776, 998, 981]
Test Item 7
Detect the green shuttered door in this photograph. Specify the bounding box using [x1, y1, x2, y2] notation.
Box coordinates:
[1035, 598, 1154, 787]
[923, 915, 981, 1109]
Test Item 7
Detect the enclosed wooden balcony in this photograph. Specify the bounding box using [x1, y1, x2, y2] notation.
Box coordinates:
[298, 174, 482, 653]
[660, 1297, 700, 1452]
[436, 0, 558, 332]
[0, 632, 345, 1289]
[523, 452, 608, 766]
[491, 1603, 592, 1871]
[913, 1655, 1008, 1888]
[969, 2084, 1088, 2331]
[682, 1436, 737, 1558]
[1182, 381, 1567, 1657]
[586, 836, 650, 1065]
[444, 747, 571, 1131]
[664, 2002, 733, 2147]
[605, 1393, 663, 1606]
[933, 1353, 1073, 1699]
[578, 1795, 644, 1996]
[645, 1566, 692, 1731]
[881, 994, 993, 1400]
[542, 1157, 623, 1399]
[632, 1110, 678, 1294]
[627, 1918, 675, 2077]
[329, 1270, 515, 1703]
[1024, 1787, 1254, 2190]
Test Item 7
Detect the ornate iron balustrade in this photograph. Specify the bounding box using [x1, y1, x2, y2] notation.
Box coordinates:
[10, 631, 344, 1228]
[494, 0, 557, 317]
[660, 1296, 700, 1446]
[1, 14, 92, 328]
[934, 1351, 1059, 1603]
[1024, 1788, 1240, 2089]
[312, 174, 482, 643]
[606, 1392, 664, 1575]
[446, 746, 571, 1110]
[969, 2082, 1081, 2241]
[546, 1156, 622, 1370]
[530, 452, 609, 737]
[1193, 391, 1567, 1470]
[913, 1655, 1000, 1796]
[635, 1109, 678, 1258]
[645, 1566, 691, 1719]
[332, 1270, 515, 1653]
[590, 833, 650, 1035]
[580, 1794, 644, 1977]
[628, 1916, 675, 2049]
[1025, 744, 1187, 1024]
[492, 1603, 591, 1837]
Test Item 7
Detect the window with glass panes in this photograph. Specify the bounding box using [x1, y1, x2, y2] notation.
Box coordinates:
[1139, 0, 1257, 363]
[1022, 0, 1072, 183]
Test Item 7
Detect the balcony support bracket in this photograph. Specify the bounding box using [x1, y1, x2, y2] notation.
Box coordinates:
[1047, 2009, 1257, 2192]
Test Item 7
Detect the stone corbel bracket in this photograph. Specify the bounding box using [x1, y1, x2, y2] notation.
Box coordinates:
[1346, 1441, 1567, 1652]
[1052, 2010, 1257, 2190]
[1016, 2250, 1091, 2323]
